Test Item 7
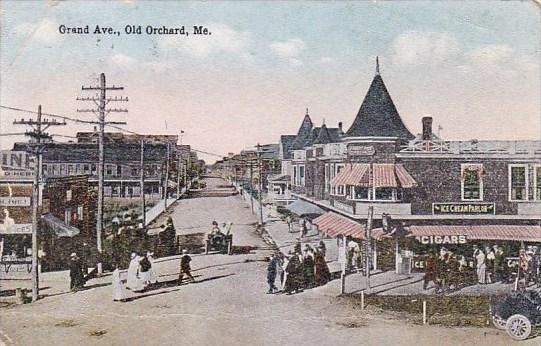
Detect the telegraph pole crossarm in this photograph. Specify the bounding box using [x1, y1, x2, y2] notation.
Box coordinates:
[12, 104, 65, 302]
[77, 73, 128, 276]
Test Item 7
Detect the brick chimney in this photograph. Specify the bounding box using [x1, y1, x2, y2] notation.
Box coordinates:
[338, 122, 343, 133]
[422, 117, 433, 140]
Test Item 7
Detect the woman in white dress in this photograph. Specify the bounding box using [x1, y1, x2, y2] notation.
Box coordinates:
[112, 266, 127, 302]
[126, 253, 142, 291]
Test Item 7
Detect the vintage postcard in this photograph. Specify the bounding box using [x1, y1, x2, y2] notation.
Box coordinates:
[0, 1, 540, 345]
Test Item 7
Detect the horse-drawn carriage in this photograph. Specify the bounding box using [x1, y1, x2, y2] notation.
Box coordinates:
[490, 289, 541, 341]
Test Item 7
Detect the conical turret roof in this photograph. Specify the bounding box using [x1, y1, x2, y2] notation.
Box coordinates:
[345, 60, 414, 140]
[313, 123, 333, 144]
[291, 109, 314, 149]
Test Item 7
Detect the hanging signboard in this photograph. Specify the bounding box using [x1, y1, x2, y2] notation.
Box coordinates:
[432, 202, 495, 215]
[347, 145, 375, 157]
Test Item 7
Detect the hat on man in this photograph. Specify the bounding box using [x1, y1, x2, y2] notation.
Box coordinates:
[70, 252, 77, 258]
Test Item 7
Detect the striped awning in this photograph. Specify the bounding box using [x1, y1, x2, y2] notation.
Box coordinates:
[373, 164, 396, 187]
[407, 225, 541, 242]
[395, 164, 418, 188]
[330, 164, 369, 187]
[331, 163, 417, 189]
[313, 212, 389, 240]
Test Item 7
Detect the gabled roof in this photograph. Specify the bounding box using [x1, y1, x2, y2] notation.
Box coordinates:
[345, 61, 414, 140]
[279, 135, 297, 159]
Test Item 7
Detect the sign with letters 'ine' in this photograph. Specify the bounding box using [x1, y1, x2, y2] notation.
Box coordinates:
[433, 203, 495, 215]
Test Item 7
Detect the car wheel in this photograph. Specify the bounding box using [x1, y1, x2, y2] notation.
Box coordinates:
[505, 314, 532, 341]
[491, 314, 507, 330]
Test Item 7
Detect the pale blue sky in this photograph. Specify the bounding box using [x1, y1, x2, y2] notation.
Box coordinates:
[1, 1, 539, 161]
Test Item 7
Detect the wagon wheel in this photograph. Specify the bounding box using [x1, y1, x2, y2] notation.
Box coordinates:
[491, 314, 507, 330]
[505, 314, 532, 341]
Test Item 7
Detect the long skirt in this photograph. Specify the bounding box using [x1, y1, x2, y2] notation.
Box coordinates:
[477, 264, 486, 284]
[112, 269, 127, 301]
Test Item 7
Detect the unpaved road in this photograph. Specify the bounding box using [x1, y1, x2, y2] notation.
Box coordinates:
[0, 177, 536, 345]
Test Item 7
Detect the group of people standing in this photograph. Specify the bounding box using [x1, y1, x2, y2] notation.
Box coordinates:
[423, 244, 541, 293]
[266, 241, 331, 295]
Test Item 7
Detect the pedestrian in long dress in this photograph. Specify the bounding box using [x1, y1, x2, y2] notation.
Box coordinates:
[147, 251, 158, 284]
[112, 266, 127, 302]
[138, 254, 152, 290]
[126, 253, 142, 291]
[314, 249, 331, 286]
[474, 246, 486, 284]
[281, 252, 290, 291]
[286, 215, 292, 233]
[303, 249, 315, 289]
[178, 249, 195, 284]
[276, 252, 285, 288]
[284, 251, 302, 294]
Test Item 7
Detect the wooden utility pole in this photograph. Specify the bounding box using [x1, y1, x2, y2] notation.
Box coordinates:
[77, 73, 128, 275]
[13, 105, 65, 301]
[176, 152, 181, 198]
[248, 161, 254, 214]
[365, 205, 374, 290]
[164, 143, 170, 208]
[140, 140, 145, 226]
[256, 144, 264, 225]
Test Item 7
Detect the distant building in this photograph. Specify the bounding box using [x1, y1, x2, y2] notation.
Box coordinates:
[12, 132, 199, 198]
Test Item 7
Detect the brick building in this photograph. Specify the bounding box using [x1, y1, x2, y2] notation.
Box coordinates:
[284, 60, 541, 272]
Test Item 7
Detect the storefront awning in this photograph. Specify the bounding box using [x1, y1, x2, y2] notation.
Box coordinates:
[331, 163, 417, 188]
[407, 225, 541, 242]
[330, 164, 369, 187]
[42, 214, 80, 238]
[313, 212, 389, 240]
[286, 200, 325, 216]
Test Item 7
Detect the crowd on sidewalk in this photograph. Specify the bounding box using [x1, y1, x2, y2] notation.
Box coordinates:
[266, 241, 331, 295]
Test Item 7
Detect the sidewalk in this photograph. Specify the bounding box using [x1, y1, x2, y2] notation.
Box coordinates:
[231, 181, 342, 273]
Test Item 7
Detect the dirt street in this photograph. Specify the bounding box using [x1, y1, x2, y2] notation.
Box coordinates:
[0, 178, 535, 345]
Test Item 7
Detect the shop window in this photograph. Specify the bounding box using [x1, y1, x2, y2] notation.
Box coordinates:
[375, 187, 394, 200]
[534, 166, 541, 201]
[106, 164, 115, 176]
[461, 164, 483, 201]
[77, 205, 84, 221]
[335, 164, 345, 175]
[509, 165, 528, 201]
[353, 186, 370, 200]
[65, 208, 72, 225]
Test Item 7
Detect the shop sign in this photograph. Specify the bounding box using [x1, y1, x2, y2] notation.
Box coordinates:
[0, 223, 32, 235]
[334, 200, 354, 214]
[416, 235, 467, 245]
[433, 203, 495, 215]
[0, 196, 31, 207]
[348, 145, 375, 156]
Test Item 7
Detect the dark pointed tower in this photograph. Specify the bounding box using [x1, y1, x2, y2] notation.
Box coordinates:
[291, 108, 314, 149]
[313, 122, 332, 145]
[345, 57, 414, 140]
